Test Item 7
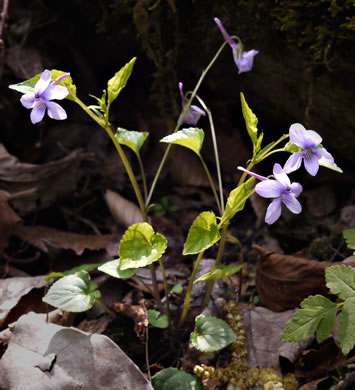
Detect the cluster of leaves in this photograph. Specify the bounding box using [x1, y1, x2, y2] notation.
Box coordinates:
[281, 264, 355, 355]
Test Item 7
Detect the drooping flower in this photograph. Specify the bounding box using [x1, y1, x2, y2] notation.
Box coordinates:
[214, 17, 258, 74]
[178, 82, 206, 125]
[284, 123, 337, 176]
[20, 70, 69, 124]
[238, 164, 302, 224]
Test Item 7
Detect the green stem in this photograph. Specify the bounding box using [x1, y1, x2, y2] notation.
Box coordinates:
[159, 258, 171, 327]
[146, 41, 229, 207]
[136, 151, 148, 202]
[199, 155, 222, 216]
[195, 95, 224, 214]
[255, 134, 289, 163]
[95, 299, 116, 318]
[179, 250, 205, 328]
[202, 224, 228, 308]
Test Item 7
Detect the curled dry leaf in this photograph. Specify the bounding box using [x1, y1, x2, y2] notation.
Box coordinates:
[104, 189, 143, 228]
[0, 144, 85, 214]
[111, 302, 148, 339]
[254, 245, 355, 312]
[0, 190, 21, 256]
[14, 224, 121, 256]
[0, 275, 47, 328]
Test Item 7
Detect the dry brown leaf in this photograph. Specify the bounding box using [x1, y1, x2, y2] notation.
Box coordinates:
[0, 190, 21, 256]
[0, 144, 85, 214]
[239, 305, 308, 374]
[14, 224, 121, 256]
[111, 302, 148, 339]
[104, 189, 143, 228]
[0, 276, 47, 328]
[254, 245, 355, 312]
[299, 377, 329, 390]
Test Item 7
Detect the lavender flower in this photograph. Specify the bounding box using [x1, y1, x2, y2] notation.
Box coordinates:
[238, 164, 302, 224]
[284, 123, 336, 176]
[178, 82, 205, 125]
[20, 70, 69, 124]
[214, 17, 258, 74]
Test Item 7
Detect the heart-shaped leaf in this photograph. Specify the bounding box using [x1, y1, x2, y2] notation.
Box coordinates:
[98, 259, 137, 279]
[42, 271, 101, 312]
[107, 58, 136, 105]
[152, 368, 203, 390]
[160, 128, 204, 156]
[119, 222, 167, 270]
[183, 211, 220, 255]
[193, 264, 243, 283]
[9, 70, 77, 101]
[115, 128, 149, 153]
[190, 315, 236, 352]
[220, 177, 255, 225]
[148, 310, 169, 328]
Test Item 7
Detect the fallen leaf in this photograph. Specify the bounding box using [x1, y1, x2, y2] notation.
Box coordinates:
[254, 245, 355, 312]
[111, 302, 149, 339]
[0, 276, 47, 328]
[299, 377, 329, 390]
[240, 305, 308, 374]
[0, 144, 85, 214]
[0, 312, 153, 389]
[104, 188, 144, 228]
[0, 190, 21, 256]
[14, 224, 120, 256]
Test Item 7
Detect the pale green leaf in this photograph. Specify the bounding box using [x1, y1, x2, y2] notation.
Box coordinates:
[107, 57, 136, 105]
[193, 265, 242, 283]
[190, 315, 236, 352]
[325, 264, 355, 300]
[115, 127, 149, 153]
[183, 211, 220, 255]
[9, 69, 77, 101]
[148, 309, 169, 328]
[172, 284, 184, 294]
[42, 271, 101, 312]
[152, 368, 203, 390]
[338, 297, 355, 355]
[119, 222, 167, 270]
[45, 263, 101, 280]
[98, 259, 137, 279]
[160, 128, 204, 156]
[280, 295, 338, 343]
[240, 92, 259, 154]
[283, 141, 302, 153]
[220, 177, 255, 225]
[343, 228, 355, 253]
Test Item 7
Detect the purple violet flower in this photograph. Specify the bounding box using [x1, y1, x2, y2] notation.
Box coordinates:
[214, 17, 258, 74]
[284, 123, 335, 176]
[238, 163, 302, 224]
[178, 82, 206, 125]
[20, 70, 70, 124]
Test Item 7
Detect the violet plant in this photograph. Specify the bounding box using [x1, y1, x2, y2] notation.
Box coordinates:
[9, 16, 346, 381]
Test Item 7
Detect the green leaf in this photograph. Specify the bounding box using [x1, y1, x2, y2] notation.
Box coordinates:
[42, 271, 101, 312]
[98, 259, 137, 279]
[172, 284, 184, 294]
[190, 315, 236, 352]
[283, 141, 302, 154]
[338, 297, 355, 355]
[152, 368, 203, 390]
[193, 265, 242, 283]
[148, 309, 169, 328]
[183, 211, 220, 255]
[220, 177, 255, 225]
[280, 295, 338, 344]
[343, 228, 355, 254]
[115, 127, 149, 153]
[119, 222, 167, 270]
[107, 57, 136, 105]
[325, 264, 355, 300]
[160, 128, 205, 156]
[44, 263, 101, 282]
[9, 69, 77, 101]
[240, 92, 259, 154]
